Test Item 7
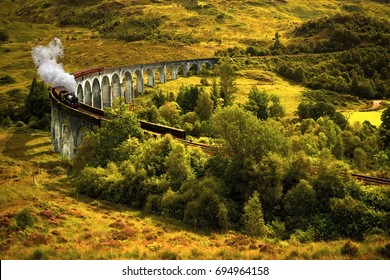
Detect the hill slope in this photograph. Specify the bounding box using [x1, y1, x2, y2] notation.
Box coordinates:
[1, 0, 389, 94]
[1, 128, 389, 260]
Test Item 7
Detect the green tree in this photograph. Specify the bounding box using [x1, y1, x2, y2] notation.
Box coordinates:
[210, 106, 288, 159]
[151, 88, 167, 108]
[219, 62, 237, 106]
[313, 158, 347, 211]
[331, 135, 344, 159]
[330, 196, 369, 239]
[23, 78, 51, 127]
[217, 202, 230, 232]
[95, 103, 143, 166]
[294, 66, 305, 83]
[381, 107, 390, 130]
[195, 91, 214, 120]
[159, 102, 181, 125]
[242, 191, 266, 237]
[177, 85, 203, 114]
[165, 144, 194, 189]
[283, 180, 317, 230]
[269, 94, 285, 118]
[353, 147, 369, 171]
[210, 77, 220, 107]
[245, 86, 269, 120]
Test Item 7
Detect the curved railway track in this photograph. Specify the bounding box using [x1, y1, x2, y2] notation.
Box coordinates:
[350, 173, 390, 186]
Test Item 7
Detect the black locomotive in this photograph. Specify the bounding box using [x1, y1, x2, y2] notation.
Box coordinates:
[54, 87, 79, 108]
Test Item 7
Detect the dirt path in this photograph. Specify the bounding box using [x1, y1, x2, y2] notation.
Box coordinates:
[371, 100, 383, 110]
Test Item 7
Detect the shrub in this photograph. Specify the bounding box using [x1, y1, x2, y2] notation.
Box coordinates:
[341, 240, 359, 257]
[378, 242, 390, 259]
[16, 208, 35, 229]
[159, 250, 180, 260]
[52, 166, 67, 176]
[289, 228, 315, 244]
[29, 248, 47, 260]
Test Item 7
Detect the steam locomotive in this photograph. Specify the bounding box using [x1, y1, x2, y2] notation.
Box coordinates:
[53, 87, 79, 108]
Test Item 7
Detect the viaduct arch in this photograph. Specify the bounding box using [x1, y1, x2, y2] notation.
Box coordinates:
[50, 58, 218, 158]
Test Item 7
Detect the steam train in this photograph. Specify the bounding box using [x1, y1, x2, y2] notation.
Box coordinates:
[53, 87, 79, 108]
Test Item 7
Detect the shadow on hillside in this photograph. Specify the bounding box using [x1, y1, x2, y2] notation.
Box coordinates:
[3, 128, 61, 170]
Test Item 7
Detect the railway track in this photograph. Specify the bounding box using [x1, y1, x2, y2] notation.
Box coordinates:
[179, 140, 215, 154]
[350, 173, 390, 186]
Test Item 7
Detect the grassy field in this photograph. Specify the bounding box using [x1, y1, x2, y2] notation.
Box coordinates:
[345, 110, 385, 127]
[0, 128, 389, 260]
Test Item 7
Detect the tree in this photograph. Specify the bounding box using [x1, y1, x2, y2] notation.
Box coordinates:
[272, 32, 283, 50]
[294, 66, 305, 83]
[269, 94, 285, 118]
[95, 103, 143, 166]
[283, 180, 317, 230]
[353, 147, 369, 171]
[297, 101, 347, 129]
[219, 62, 237, 106]
[330, 196, 369, 239]
[177, 85, 202, 113]
[165, 144, 194, 189]
[210, 106, 288, 159]
[23, 78, 51, 127]
[245, 86, 269, 120]
[195, 91, 214, 120]
[217, 202, 230, 232]
[159, 102, 181, 125]
[151, 88, 167, 108]
[242, 191, 266, 237]
[381, 107, 390, 130]
[210, 77, 220, 107]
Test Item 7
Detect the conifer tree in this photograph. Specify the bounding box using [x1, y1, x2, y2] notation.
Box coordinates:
[242, 191, 266, 237]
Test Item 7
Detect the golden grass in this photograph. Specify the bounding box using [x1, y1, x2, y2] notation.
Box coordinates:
[0, 129, 389, 260]
[344, 110, 384, 127]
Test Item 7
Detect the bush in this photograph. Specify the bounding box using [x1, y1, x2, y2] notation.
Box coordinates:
[0, 75, 15, 85]
[341, 240, 359, 257]
[378, 242, 390, 259]
[52, 166, 67, 176]
[16, 208, 35, 229]
[29, 248, 47, 260]
[0, 30, 8, 43]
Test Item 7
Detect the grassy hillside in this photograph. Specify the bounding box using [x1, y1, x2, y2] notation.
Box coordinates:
[1, 0, 389, 92]
[1, 128, 389, 260]
[1, 0, 390, 260]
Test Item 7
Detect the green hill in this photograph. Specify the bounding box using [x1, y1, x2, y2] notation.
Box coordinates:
[1, 0, 389, 92]
[1, 0, 390, 260]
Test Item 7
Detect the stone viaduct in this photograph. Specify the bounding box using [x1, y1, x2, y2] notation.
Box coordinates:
[50, 58, 218, 158]
[75, 58, 218, 109]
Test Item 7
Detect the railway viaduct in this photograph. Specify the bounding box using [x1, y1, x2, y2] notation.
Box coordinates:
[74, 58, 218, 109]
[50, 58, 218, 158]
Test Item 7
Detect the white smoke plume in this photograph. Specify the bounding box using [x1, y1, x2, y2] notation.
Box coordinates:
[32, 38, 76, 92]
